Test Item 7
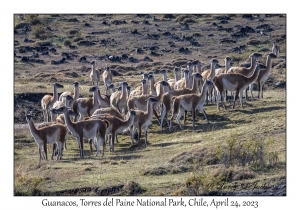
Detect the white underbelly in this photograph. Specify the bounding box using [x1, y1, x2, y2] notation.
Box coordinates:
[181, 101, 193, 111]
[46, 129, 60, 144]
[223, 79, 238, 91]
[83, 124, 98, 138]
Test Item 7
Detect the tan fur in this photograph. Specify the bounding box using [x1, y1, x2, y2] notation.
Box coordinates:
[26, 113, 67, 167]
[192, 60, 202, 73]
[272, 42, 280, 57]
[200, 59, 219, 104]
[102, 64, 113, 94]
[97, 87, 110, 108]
[130, 98, 158, 145]
[129, 79, 148, 98]
[90, 60, 101, 85]
[213, 62, 262, 111]
[167, 67, 181, 89]
[74, 86, 100, 121]
[127, 80, 169, 123]
[170, 80, 213, 130]
[41, 83, 64, 122]
[250, 52, 277, 99]
[87, 110, 136, 152]
[215, 57, 231, 76]
[148, 74, 157, 96]
[160, 73, 202, 129]
[59, 81, 80, 110]
[154, 69, 170, 96]
[52, 106, 109, 158]
[110, 82, 128, 114]
[174, 69, 189, 90]
[227, 53, 262, 76]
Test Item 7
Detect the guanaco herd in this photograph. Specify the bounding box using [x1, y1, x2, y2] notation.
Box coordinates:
[25, 44, 280, 167]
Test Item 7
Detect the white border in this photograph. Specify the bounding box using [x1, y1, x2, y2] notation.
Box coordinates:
[6, 1, 295, 209]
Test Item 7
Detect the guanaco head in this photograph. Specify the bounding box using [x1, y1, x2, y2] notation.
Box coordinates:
[160, 69, 167, 74]
[191, 72, 202, 80]
[142, 72, 149, 79]
[173, 67, 180, 73]
[67, 109, 77, 117]
[50, 106, 68, 114]
[50, 106, 75, 116]
[147, 71, 154, 75]
[141, 79, 147, 85]
[183, 69, 189, 77]
[126, 86, 131, 93]
[192, 60, 201, 65]
[268, 52, 277, 59]
[121, 81, 129, 87]
[159, 80, 169, 87]
[25, 111, 33, 122]
[250, 52, 263, 59]
[224, 57, 231, 62]
[105, 64, 110, 71]
[210, 59, 219, 67]
[89, 85, 99, 93]
[53, 83, 64, 89]
[145, 97, 159, 104]
[204, 80, 214, 87]
[129, 109, 136, 117]
[186, 61, 193, 68]
[147, 74, 154, 81]
[257, 62, 267, 70]
[62, 94, 74, 103]
[108, 83, 115, 92]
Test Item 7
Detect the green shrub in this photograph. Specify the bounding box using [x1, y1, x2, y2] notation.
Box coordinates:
[33, 24, 45, 38]
[215, 134, 278, 168]
[184, 161, 225, 195]
[64, 39, 72, 47]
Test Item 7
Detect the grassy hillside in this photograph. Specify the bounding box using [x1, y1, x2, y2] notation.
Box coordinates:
[13, 14, 286, 196]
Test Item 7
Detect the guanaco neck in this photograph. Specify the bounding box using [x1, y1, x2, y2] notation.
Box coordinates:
[184, 73, 189, 88]
[146, 102, 154, 117]
[65, 99, 72, 108]
[93, 90, 100, 107]
[91, 63, 96, 73]
[53, 86, 59, 102]
[187, 64, 193, 77]
[247, 65, 261, 86]
[98, 89, 108, 104]
[149, 79, 156, 95]
[142, 82, 148, 95]
[248, 55, 256, 73]
[265, 55, 273, 76]
[225, 60, 230, 73]
[120, 85, 127, 101]
[62, 110, 76, 134]
[125, 115, 135, 127]
[162, 72, 167, 81]
[208, 63, 217, 80]
[74, 86, 79, 100]
[174, 71, 180, 82]
[27, 119, 40, 138]
[190, 76, 199, 93]
[157, 84, 167, 101]
[195, 63, 202, 73]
